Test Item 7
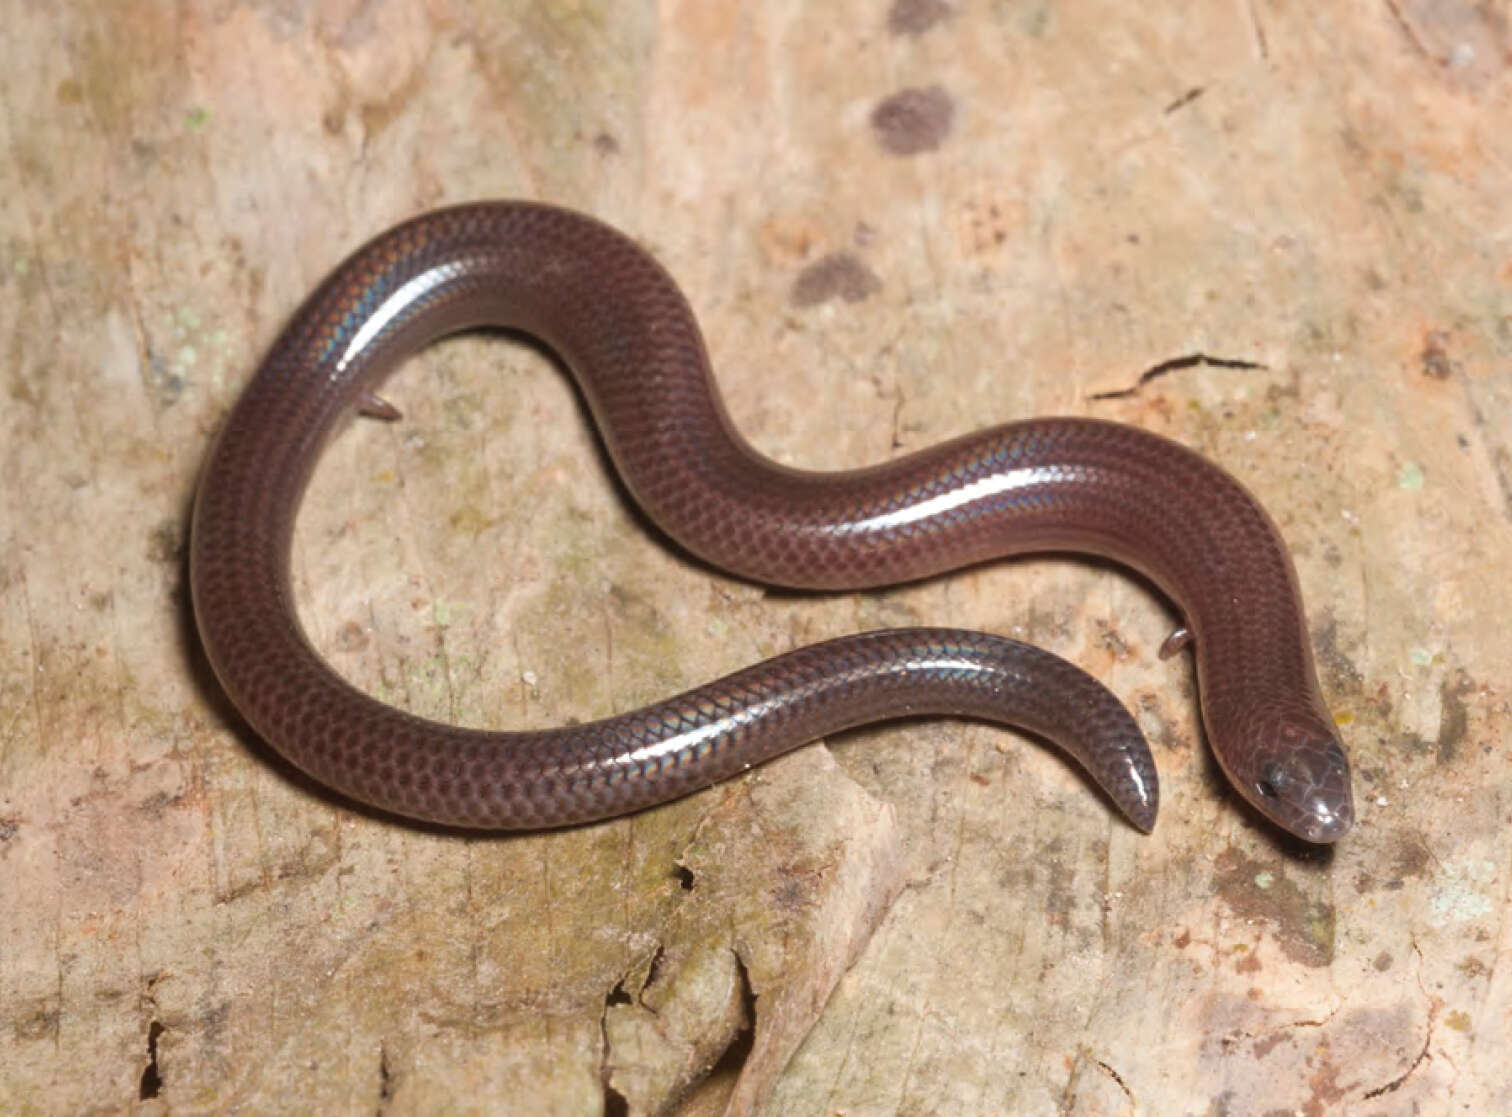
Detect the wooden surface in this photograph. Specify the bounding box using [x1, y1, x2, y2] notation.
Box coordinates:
[2, 1, 1509, 1113]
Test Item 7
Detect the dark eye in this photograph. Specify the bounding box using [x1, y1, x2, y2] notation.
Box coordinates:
[1257, 761, 1290, 799]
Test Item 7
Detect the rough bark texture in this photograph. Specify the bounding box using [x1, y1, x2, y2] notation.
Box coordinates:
[1, 1, 1508, 1113]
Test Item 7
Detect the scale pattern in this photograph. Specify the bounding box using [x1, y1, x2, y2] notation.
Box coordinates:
[190, 202, 1352, 840]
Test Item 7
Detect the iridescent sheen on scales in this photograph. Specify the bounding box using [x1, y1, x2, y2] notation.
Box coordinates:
[190, 202, 1352, 842]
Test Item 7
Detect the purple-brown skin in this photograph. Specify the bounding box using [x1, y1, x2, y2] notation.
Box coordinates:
[190, 202, 1353, 842]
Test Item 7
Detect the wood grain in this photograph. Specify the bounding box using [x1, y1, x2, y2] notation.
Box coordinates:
[1, 1, 1508, 1112]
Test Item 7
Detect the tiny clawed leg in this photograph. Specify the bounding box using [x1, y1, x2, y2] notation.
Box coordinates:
[357, 390, 403, 421]
[1158, 626, 1192, 660]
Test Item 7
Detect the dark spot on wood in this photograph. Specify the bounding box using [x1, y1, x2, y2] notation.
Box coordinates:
[1234, 950, 1262, 974]
[791, 252, 882, 307]
[673, 863, 695, 891]
[1043, 859, 1075, 931]
[1097, 619, 1131, 658]
[139, 1020, 164, 1099]
[593, 132, 619, 156]
[147, 520, 182, 564]
[333, 621, 370, 654]
[1309, 616, 1366, 701]
[378, 1042, 395, 1103]
[1212, 848, 1335, 967]
[888, 0, 952, 36]
[15, 1000, 59, 1040]
[137, 790, 179, 818]
[1306, 1056, 1350, 1111]
[1456, 954, 1490, 979]
[1250, 1029, 1289, 1059]
[1373, 950, 1394, 972]
[1436, 669, 1473, 763]
[870, 85, 954, 155]
[770, 875, 810, 912]
[1388, 833, 1432, 884]
[1420, 329, 1454, 378]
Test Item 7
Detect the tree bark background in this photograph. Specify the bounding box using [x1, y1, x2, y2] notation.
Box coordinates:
[1, 1, 1508, 1113]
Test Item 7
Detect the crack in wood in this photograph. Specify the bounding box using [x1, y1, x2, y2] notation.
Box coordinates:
[1245, 0, 1269, 60]
[376, 1041, 395, 1112]
[1356, 936, 1438, 1101]
[890, 383, 907, 451]
[1219, 999, 1342, 1056]
[1361, 1009, 1434, 1099]
[713, 949, 758, 1081]
[1089, 353, 1268, 401]
[1454, 373, 1512, 523]
[642, 943, 669, 998]
[1094, 1058, 1136, 1108]
[138, 1020, 164, 1100]
[1382, 0, 1436, 62]
[600, 982, 631, 1117]
[1163, 87, 1205, 114]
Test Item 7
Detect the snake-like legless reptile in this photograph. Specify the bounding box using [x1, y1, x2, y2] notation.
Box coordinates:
[190, 202, 1353, 842]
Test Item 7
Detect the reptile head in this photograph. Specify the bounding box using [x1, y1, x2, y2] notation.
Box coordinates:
[1225, 701, 1354, 843]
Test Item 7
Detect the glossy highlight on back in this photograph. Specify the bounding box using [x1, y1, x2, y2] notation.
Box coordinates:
[190, 201, 1351, 840]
